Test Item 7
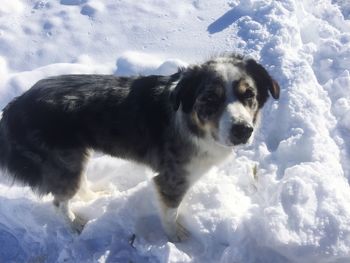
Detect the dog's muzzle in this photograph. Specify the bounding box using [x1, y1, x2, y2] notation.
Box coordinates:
[230, 123, 253, 145]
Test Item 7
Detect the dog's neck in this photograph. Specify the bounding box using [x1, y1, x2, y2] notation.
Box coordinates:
[174, 109, 232, 184]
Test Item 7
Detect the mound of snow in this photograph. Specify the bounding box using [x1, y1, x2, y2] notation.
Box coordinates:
[115, 51, 187, 76]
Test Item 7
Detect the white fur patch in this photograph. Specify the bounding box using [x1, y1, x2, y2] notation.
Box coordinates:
[186, 134, 232, 185]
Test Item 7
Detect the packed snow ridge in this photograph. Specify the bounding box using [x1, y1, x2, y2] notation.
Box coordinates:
[0, 0, 350, 262]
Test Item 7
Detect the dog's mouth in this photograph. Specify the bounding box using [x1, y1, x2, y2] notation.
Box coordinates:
[230, 136, 252, 146]
[212, 132, 247, 148]
[228, 140, 251, 147]
[212, 130, 253, 148]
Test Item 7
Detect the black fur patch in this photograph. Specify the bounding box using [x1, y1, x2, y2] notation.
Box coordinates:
[245, 59, 280, 107]
[171, 66, 207, 113]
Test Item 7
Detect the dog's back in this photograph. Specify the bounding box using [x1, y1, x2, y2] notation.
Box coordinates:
[0, 74, 179, 195]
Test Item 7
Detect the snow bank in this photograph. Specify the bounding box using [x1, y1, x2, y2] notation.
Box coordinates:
[115, 51, 187, 76]
[0, 0, 350, 262]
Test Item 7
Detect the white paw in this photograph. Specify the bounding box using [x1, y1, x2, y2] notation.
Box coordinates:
[70, 214, 87, 234]
[77, 188, 111, 202]
[165, 221, 190, 243]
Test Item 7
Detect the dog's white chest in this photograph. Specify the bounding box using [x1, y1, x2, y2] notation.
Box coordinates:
[185, 139, 232, 185]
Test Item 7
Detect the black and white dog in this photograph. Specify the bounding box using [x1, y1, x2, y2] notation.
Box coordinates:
[0, 54, 279, 242]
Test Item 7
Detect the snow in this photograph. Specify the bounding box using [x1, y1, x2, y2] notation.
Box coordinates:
[0, 0, 350, 262]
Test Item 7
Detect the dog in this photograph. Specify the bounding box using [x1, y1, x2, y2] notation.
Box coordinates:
[0, 54, 279, 242]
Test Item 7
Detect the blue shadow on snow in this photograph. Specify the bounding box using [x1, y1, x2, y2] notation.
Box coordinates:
[207, 8, 243, 34]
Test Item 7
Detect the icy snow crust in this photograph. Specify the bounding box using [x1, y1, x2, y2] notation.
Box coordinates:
[0, 0, 350, 262]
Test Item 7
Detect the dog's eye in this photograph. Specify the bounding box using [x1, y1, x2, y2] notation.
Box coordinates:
[205, 93, 220, 103]
[196, 92, 224, 120]
[234, 80, 255, 101]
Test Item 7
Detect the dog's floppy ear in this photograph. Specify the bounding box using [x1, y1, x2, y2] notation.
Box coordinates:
[171, 66, 204, 113]
[270, 79, 280, 100]
[245, 59, 280, 100]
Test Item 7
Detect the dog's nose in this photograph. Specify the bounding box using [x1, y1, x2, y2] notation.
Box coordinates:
[230, 123, 253, 145]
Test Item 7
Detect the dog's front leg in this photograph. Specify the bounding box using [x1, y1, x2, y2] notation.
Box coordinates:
[53, 198, 87, 234]
[153, 173, 190, 242]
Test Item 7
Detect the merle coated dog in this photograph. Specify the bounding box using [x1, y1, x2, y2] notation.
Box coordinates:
[0, 54, 279, 242]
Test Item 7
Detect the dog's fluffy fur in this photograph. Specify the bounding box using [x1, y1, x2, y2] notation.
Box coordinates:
[0, 54, 279, 241]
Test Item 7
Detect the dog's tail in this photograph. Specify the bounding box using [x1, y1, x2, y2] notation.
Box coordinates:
[0, 110, 9, 172]
[0, 105, 43, 190]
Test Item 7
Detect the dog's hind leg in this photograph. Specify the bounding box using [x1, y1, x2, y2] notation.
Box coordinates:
[153, 172, 190, 242]
[42, 149, 90, 234]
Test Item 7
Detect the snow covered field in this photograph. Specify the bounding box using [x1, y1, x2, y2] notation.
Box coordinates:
[0, 0, 350, 262]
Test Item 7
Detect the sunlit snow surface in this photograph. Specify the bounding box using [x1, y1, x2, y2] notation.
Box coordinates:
[0, 0, 350, 262]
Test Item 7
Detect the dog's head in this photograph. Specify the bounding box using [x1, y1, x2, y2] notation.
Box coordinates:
[171, 54, 280, 147]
